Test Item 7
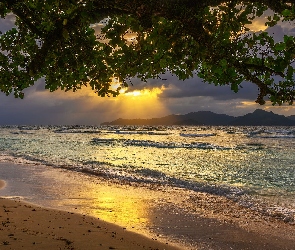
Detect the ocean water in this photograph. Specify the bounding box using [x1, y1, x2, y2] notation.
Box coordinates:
[0, 125, 295, 223]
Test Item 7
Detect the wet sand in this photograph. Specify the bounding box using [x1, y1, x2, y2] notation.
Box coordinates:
[0, 162, 295, 249]
[0, 195, 181, 249]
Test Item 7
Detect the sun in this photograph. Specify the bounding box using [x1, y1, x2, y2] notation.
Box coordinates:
[125, 90, 141, 97]
[110, 76, 164, 101]
[49, 76, 170, 122]
[111, 87, 169, 119]
[124, 88, 162, 98]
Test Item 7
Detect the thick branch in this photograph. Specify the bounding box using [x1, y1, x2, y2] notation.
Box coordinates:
[235, 61, 276, 104]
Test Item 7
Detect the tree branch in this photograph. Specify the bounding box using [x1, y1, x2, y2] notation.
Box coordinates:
[241, 62, 285, 78]
[235, 61, 276, 104]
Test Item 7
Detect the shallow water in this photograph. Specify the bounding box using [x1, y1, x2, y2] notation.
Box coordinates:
[0, 162, 210, 249]
[0, 125, 294, 222]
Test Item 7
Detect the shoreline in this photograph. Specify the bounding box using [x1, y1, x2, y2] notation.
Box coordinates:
[0, 196, 180, 249]
[0, 162, 295, 249]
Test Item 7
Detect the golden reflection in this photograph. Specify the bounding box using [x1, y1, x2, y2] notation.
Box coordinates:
[49, 172, 150, 228]
[88, 189, 149, 225]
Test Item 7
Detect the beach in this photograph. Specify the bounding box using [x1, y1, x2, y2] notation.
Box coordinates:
[0, 176, 181, 250]
[0, 163, 295, 249]
[0, 197, 179, 250]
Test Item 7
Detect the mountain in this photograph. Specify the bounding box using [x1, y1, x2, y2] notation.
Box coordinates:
[101, 115, 201, 126]
[229, 109, 295, 126]
[101, 111, 235, 126]
[180, 111, 235, 125]
[100, 115, 195, 126]
[101, 109, 295, 126]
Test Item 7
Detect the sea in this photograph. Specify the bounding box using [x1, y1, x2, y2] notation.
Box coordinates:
[0, 125, 295, 246]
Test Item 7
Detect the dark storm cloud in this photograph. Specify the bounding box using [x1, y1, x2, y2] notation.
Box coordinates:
[0, 95, 100, 125]
[126, 72, 259, 102]
[0, 80, 103, 125]
[158, 77, 259, 101]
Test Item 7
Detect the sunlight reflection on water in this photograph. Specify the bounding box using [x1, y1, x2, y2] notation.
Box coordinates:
[0, 126, 295, 220]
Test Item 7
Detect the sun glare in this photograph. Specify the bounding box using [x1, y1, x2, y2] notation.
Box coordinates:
[112, 87, 169, 119]
[125, 90, 141, 97]
[123, 88, 163, 98]
[42, 75, 169, 122]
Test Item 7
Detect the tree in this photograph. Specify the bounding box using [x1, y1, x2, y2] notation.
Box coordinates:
[0, 0, 295, 104]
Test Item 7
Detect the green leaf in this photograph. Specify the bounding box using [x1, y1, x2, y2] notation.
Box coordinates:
[287, 65, 294, 79]
[282, 9, 291, 17]
[231, 83, 239, 93]
[274, 43, 286, 51]
[219, 59, 227, 68]
[62, 29, 70, 40]
[0, 0, 294, 105]
[159, 59, 166, 68]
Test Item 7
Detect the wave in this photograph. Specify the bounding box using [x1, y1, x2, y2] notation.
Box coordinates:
[180, 133, 217, 137]
[52, 127, 172, 135]
[236, 143, 265, 150]
[91, 138, 230, 150]
[250, 134, 295, 139]
[0, 152, 294, 224]
[247, 128, 295, 139]
[54, 128, 102, 134]
[115, 130, 171, 135]
[0, 152, 242, 197]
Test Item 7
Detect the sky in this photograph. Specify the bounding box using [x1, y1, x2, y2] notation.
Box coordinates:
[0, 10, 295, 125]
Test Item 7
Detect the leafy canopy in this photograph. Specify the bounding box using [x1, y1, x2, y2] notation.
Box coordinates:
[0, 0, 295, 104]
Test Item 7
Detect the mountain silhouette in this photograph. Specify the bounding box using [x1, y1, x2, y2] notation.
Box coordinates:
[101, 109, 295, 126]
[229, 109, 295, 126]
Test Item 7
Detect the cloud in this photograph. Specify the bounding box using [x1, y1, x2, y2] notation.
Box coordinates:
[266, 23, 289, 42]
[123, 70, 259, 104]
[0, 80, 107, 125]
[160, 95, 262, 116]
[158, 77, 259, 101]
[0, 14, 15, 33]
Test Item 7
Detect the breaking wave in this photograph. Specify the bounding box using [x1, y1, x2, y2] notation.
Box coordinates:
[91, 138, 230, 150]
[247, 128, 295, 138]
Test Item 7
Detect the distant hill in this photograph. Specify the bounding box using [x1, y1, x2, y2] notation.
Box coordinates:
[101, 111, 235, 126]
[101, 109, 295, 126]
[179, 111, 235, 125]
[229, 109, 295, 126]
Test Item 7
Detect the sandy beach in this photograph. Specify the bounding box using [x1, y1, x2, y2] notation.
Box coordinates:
[0, 179, 180, 250]
[1, 163, 295, 249]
